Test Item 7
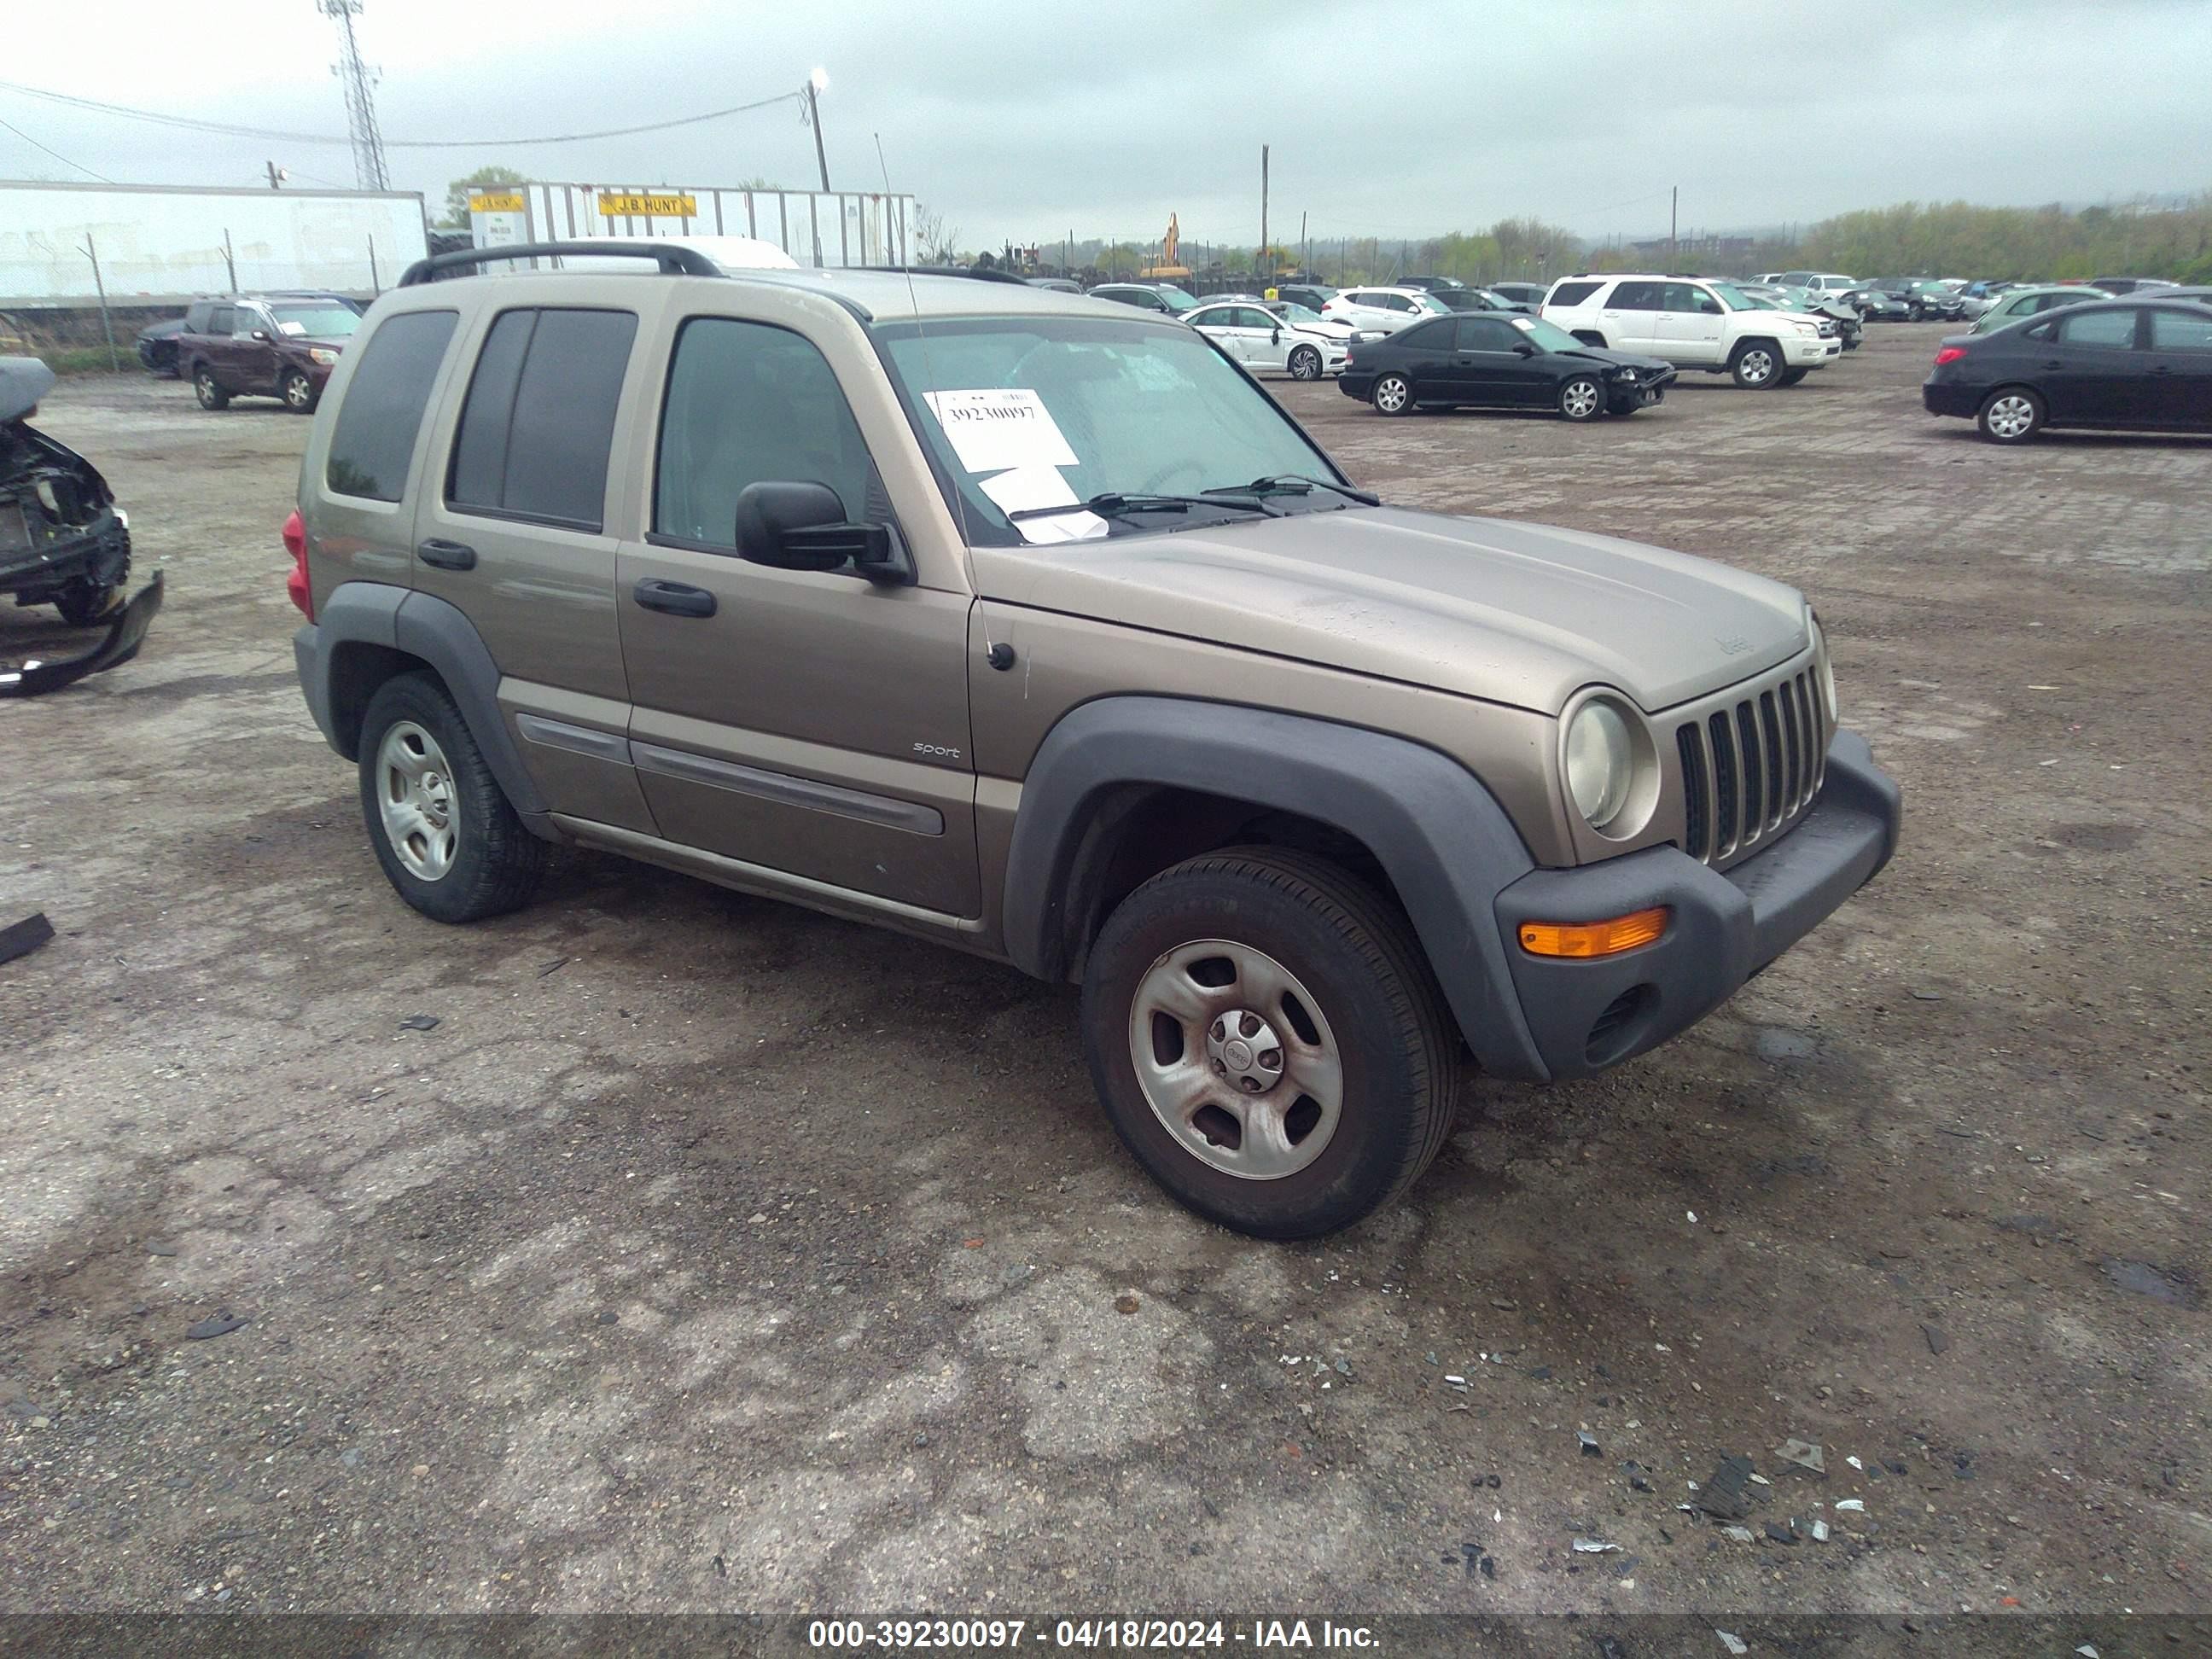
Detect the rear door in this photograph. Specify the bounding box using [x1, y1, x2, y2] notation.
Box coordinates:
[616, 311, 980, 916]
[1600, 282, 1662, 352]
[2143, 306, 2212, 428]
[409, 298, 658, 832]
[1658, 282, 1727, 364]
[2040, 306, 2144, 423]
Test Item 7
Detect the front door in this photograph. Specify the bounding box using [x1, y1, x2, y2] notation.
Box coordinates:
[229, 302, 282, 395]
[1230, 306, 1289, 372]
[2143, 306, 2212, 428]
[1389, 319, 1458, 401]
[1659, 282, 1728, 364]
[2042, 306, 2143, 422]
[616, 313, 981, 917]
[1452, 315, 1541, 404]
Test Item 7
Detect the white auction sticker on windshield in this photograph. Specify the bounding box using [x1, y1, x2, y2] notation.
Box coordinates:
[979, 465, 1107, 544]
[923, 389, 1079, 474]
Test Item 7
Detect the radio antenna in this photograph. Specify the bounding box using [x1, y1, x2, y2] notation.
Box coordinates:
[875, 131, 992, 659]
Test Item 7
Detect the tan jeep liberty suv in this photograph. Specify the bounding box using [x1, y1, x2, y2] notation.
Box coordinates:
[288, 242, 1901, 1239]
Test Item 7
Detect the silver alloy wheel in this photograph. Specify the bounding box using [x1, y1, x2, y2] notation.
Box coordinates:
[1374, 375, 1410, 413]
[1984, 394, 2035, 439]
[1289, 345, 1321, 381]
[283, 371, 312, 409]
[1561, 378, 1602, 419]
[1738, 347, 1776, 384]
[195, 371, 218, 406]
[376, 720, 459, 882]
[1126, 938, 1344, 1181]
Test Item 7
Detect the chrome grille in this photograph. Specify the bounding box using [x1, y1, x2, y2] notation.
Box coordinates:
[1675, 660, 1827, 865]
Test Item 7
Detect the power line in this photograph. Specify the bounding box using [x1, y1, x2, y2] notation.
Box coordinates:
[0, 113, 113, 182]
[0, 77, 810, 151]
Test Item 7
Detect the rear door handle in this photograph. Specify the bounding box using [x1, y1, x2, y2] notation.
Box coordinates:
[2148, 365, 2175, 376]
[416, 538, 476, 571]
[632, 578, 716, 619]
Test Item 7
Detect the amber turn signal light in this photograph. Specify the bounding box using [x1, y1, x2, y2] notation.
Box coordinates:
[1517, 907, 1669, 958]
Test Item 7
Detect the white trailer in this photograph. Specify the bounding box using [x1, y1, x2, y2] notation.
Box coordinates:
[0, 181, 428, 307]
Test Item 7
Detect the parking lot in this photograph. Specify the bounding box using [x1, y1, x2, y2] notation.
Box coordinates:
[3, 323, 2207, 1620]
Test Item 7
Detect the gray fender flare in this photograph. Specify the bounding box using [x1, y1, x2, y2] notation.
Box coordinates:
[294, 581, 549, 824]
[1000, 696, 1551, 1080]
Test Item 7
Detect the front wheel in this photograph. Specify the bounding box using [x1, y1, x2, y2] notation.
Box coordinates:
[1730, 341, 1782, 388]
[281, 369, 318, 414]
[1976, 387, 2045, 444]
[357, 672, 548, 923]
[1287, 344, 1323, 381]
[193, 367, 229, 410]
[1371, 373, 1413, 415]
[1080, 847, 1462, 1239]
[1557, 375, 1604, 422]
[55, 579, 123, 627]
[1777, 368, 1810, 386]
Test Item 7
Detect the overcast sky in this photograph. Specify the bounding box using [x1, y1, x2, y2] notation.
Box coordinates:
[5, 0, 2208, 247]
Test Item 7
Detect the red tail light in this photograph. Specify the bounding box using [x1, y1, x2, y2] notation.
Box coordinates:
[1933, 346, 1967, 367]
[282, 508, 312, 620]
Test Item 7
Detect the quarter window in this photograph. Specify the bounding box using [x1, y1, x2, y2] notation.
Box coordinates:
[324, 309, 458, 502]
[1547, 281, 1601, 308]
[2148, 309, 2212, 352]
[654, 317, 879, 550]
[1457, 317, 1520, 352]
[447, 307, 637, 532]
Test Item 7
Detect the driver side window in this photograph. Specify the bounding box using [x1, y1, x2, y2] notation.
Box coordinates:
[654, 317, 882, 550]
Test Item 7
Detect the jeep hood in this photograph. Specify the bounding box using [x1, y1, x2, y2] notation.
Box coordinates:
[969, 506, 1808, 714]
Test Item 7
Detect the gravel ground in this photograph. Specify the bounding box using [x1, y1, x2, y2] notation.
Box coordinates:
[2, 325, 2206, 1621]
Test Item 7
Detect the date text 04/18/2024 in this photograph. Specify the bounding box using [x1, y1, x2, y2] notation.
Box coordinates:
[806, 1619, 1379, 1650]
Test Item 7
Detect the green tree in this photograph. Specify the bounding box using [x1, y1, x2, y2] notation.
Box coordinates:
[438, 165, 528, 230]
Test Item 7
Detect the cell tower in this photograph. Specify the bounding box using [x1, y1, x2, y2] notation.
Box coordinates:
[319, 0, 389, 191]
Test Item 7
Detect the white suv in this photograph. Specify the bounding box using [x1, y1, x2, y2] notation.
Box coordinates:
[1321, 286, 1452, 336]
[1541, 274, 1841, 388]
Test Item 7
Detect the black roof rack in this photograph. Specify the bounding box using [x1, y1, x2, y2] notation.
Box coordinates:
[855, 264, 1036, 286]
[396, 241, 722, 286]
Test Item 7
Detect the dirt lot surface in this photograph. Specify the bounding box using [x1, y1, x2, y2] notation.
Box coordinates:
[3, 327, 2207, 1623]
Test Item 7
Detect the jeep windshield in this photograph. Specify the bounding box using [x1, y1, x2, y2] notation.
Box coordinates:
[269, 305, 362, 339]
[877, 316, 1356, 545]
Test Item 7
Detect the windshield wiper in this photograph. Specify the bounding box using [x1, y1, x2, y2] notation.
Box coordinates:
[1209, 474, 1381, 506]
[1009, 491, 1276, 523]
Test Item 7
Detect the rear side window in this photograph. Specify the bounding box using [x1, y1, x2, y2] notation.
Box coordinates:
[653, 317, 879, 550]
[1610, 282, 1662, 311]
[207, 306, 236, 335]
[448, 307, 637, 532]
[185, 301, 214, 332]
[1547, 281, 1601, 308]
[324, 309, 459, 502]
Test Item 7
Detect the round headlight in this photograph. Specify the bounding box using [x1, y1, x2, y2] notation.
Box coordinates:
[1565, 701, 1633, 828]
[1812, 620, 1838, 724]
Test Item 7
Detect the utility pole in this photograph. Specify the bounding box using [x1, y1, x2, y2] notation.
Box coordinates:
[265, 160, 283, 189]
[1299, 210, 1307, 277]
[1259, 144, 1269, 280]
[1670, 185, 1678, 264]
[81, 234, 119, 373]
[806, 74, 831, 192]
[318, 2, 388, 191]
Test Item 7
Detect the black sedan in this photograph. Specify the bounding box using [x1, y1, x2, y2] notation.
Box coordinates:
[1922, 299, 2212, 442]
[1339, 311, 1673, 421]
[134, 317, 185, 376]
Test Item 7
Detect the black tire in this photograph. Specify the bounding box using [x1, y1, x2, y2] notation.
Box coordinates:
[1287, 344, 1323, 381]
[1976, 387, 2046, 444]
[281, 368, 319, 414]
[1080, 847, 1462, 1239]
[1557, 375, 1605, 422]
[1730, 340, 1783, 388]
[1778, 368, 1810, 386]
[192, 365, 229, 410]
[1371, 373, 1415, 416]
[54, 579, 123, 627]
[357, 672, 548, 924]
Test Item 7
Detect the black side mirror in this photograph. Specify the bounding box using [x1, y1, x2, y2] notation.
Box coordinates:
[733, 481, 911, 585]
[1270, 328, 1281, 345]
[1513, 342, 1538, 357]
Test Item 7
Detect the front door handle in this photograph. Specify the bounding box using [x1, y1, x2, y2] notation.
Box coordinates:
[416, 538, 476, 571]
[632, 578, 716, 619]
[2148, 365, 2174, 376]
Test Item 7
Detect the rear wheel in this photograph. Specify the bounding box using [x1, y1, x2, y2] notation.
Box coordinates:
[281, 368, 318, 414]
[1976, 387, 2045, 444]
[192, 366, 229, 410]
[1080, 847, 1462, 1238]
[357, 672, 548, 923]
[1730, 341, 1782, 388]
[1287, 344, 1323, 381]
[1557, 375, 1604, 422]
[1371, 373, 1413, 415]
